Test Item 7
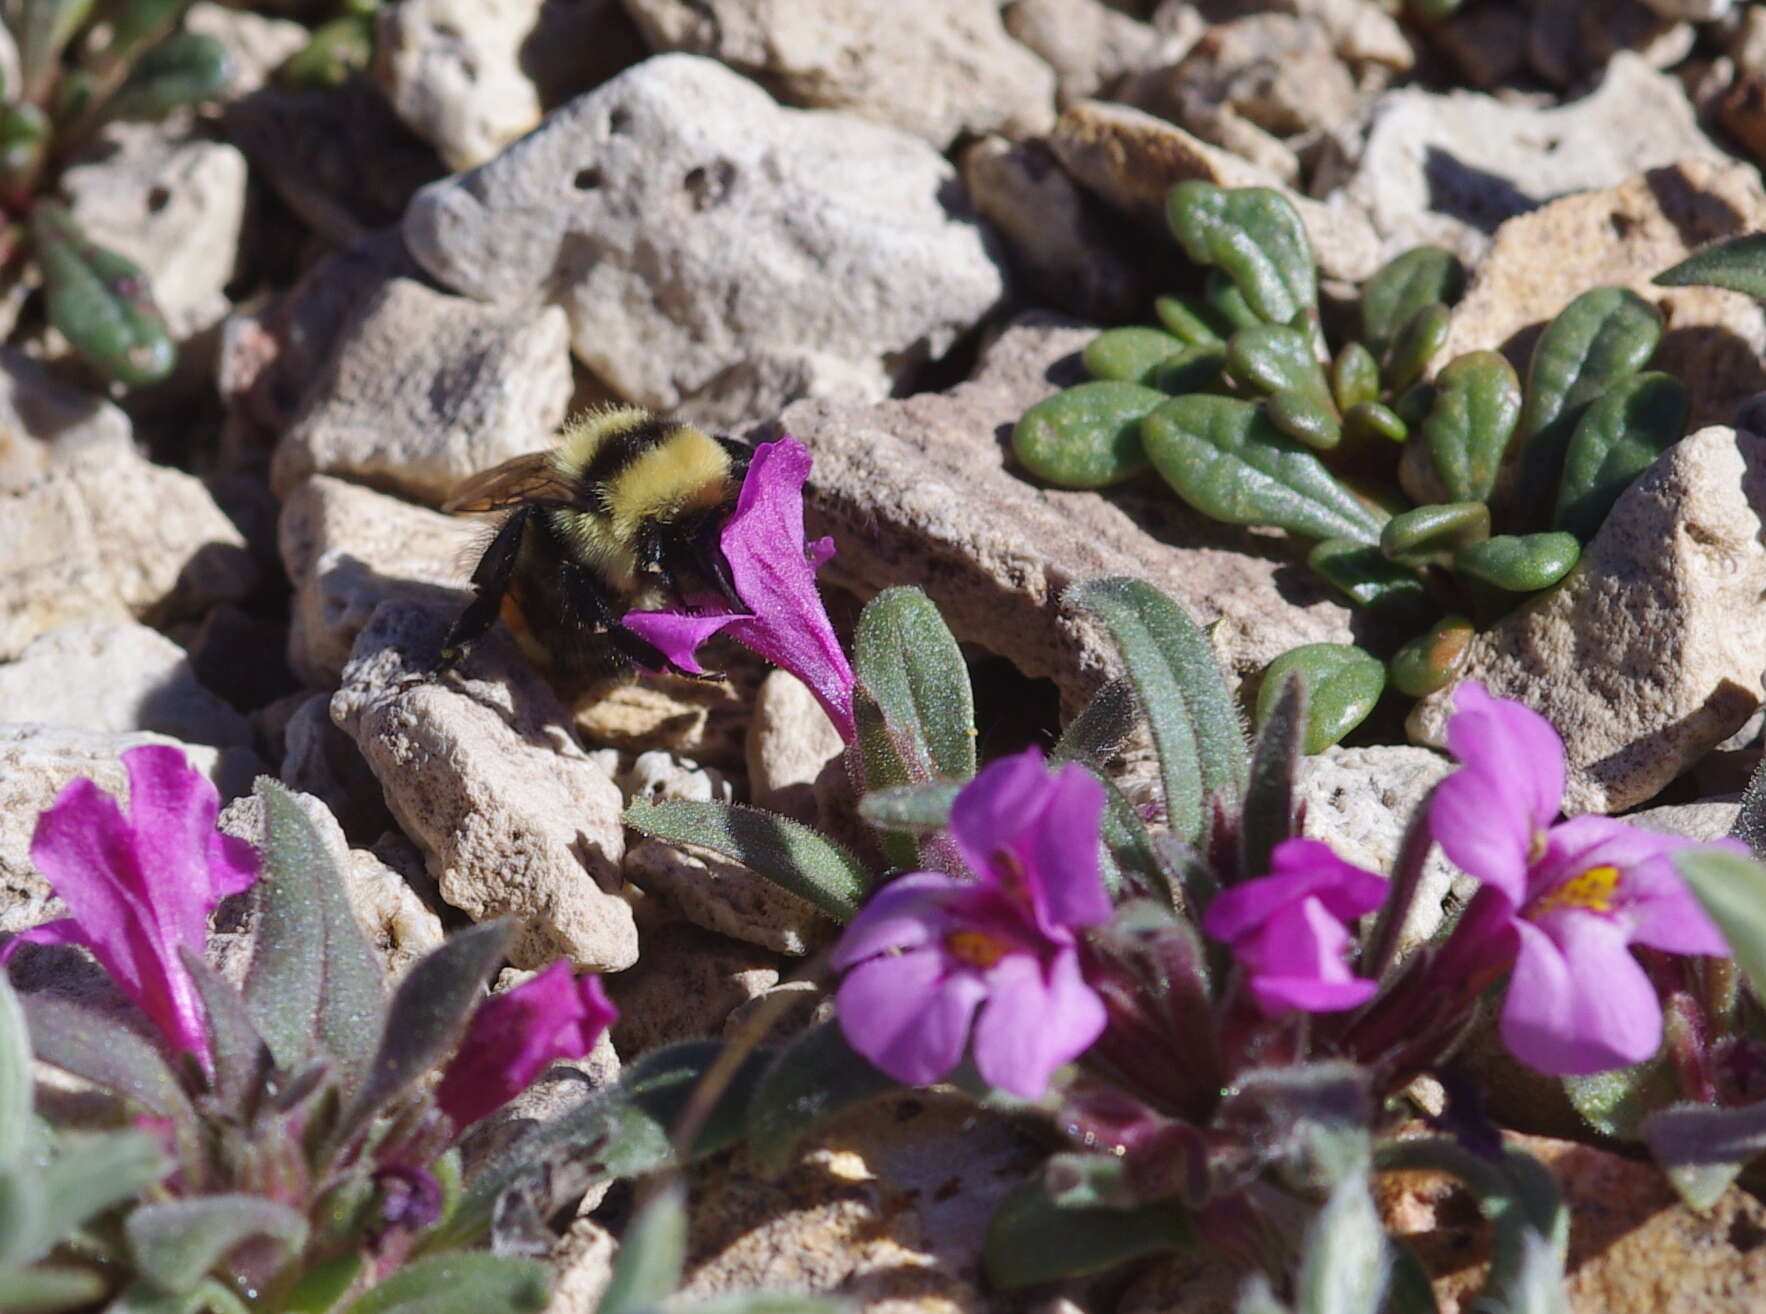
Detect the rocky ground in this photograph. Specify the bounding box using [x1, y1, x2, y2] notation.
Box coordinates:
[9, 1, 1766, 1310]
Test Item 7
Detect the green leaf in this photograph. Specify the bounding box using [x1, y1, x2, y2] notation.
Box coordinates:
[1361, 246, 1464, 355]
[1563, 1056, 1678, 1142]
[244, 780, 387, 1091]
[90, 33, 231, 127]
[284, 1254, 363, 1314]
[1382, 302, 1451, 395]
[31, 1131, 168, 1268]
[596, 1184, 685, 1314]
[982, 1180, 1190, 1288]
[16, 0, 96, 103]
[0, 978, 31, 1168]
[1551, 371, 1686, 541]
[0, 104, 49, 202]
[1256, 645, 1384, 755]
[1013, 381, 1164, 488]
[1241, 673, 1303, 881]
[1380, 502, 1490, 569]
[1205, 268, 1264, 330]
[1052, 678, 1138, 769]
[1226, 324, 1340, 450]
[1150, 345, 1228, 395]
[180, 952, 272, 1116]
[19, 993, 193, 1124]
[126, 1197, 307, 1295]
[1331, 341, 1380, 413]
[1640, 1099, 1766, 1209]
[0, 1265, 107, 1314]
[1307, 539, 1431, 617]
[746, 1020, 900, 1175]
[1342, 400, 1407, 447]
[30, 202, 175, 386]
[1676, 848, 1766, 1004]
[853, 587, 977, 785]
[274, 12, 374, 90]
[1294, 1171, 1389, 1314]
[1388, 615, 1475, 698]
[343, 1255, 549, 1314]
[1734, 757, 1766, 859]
[1452, 533, 1579, 592]
[1655, 233, 1766, 299]
[1509, 288, 1661, 531]
[623, 799, 867, 922]
[1143, 395, 1388, 543]
[1405, 351, 1522, 505]
[1083, 327, 1189, 383]
[1154, 294, 1234, 347]
[1069, 577, 1246, 841]
[856, 782, 961, 834]
[1167, 183, 1316, 325]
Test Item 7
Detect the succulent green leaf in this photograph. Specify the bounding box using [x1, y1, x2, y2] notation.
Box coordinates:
[1655, 233, 1766, 299]
[1361, 246, 1464, 354]
[746, 1020, 901, 1175]
[1341, 401, 1407, 447]
[0, 978, 30, 1168]
[90, 33, 231, 127]
[596, 1185, 686, 1314]
[343, 1255, 549, 1314]
[1388, 616, 1475, 698]
[78, 0, 189, 87]
[1676, 848, 1766, 1008]
[16, 0, 96, 103]
[1257, 645, 1384, 755]
[1167, 182, 1317, 324]
[1204, 267, 1263, 330]
[623, 798, 867, 922]
[1068, 577, 1246, 842]
[284, 1255, 363, 1314]
[126, 1197, 307, 1296]
[1266, 389, 1341, 451]
[30, 203, 175, 386]
[1150, 345, 1228, 395]
[1227, 324, 1340, 451]
[1332, 341, 1380, 412]
[1509, 288, 1661, 530]
[1013, 381, 1162, 488]
[0, 1266, 108, 1313]
[856, 782, 961, 834]
[1154, 293, 1233, 347]
[1452, 533, 1579, 592]
[1307, 539, 1430, 616]
[0, 105, 49, 203]
[1241, 673, 1303, 882]
[982, 1179, 1191, 1288]
[1552, 371, 1686, 541]
[1083, 327, 1189, 383]
[1381, 302, 1451, 395]
[1143, 396, 1387, 543]
[853, 587, 976, 784]
[1380, 502, 1490, 569]
[275, 13, 375, 90]
[1405, 350, 1522, 505]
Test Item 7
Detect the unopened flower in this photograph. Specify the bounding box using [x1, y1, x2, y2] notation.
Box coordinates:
[623, 436, 855, 740]
[435, 961, 618, 1130]
[1202, 838, 1385, 1015]
[0, 746, 258, 1069]
[832, 748, 1111, 1099]
[1432, 682, 1732, 1075]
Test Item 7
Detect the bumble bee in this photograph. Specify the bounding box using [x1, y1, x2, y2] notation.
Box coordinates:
[437, 406, 749, 679]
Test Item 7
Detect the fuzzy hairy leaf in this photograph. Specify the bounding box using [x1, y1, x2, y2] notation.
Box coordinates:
[19, 993, 193, 1125]
[982, 1179, 1190, 1288]
[0, 978, 30, 1168]
[343, 1255, 548, 1314]
[0, 1265, 107, 1314]
[1294, 1171, 1389, 1314]
[1677, 848, 1766, 1005]
[853, 587, 977, 785]
[596, 1185, 685, 1314]
[746, 1020, 900, 1175]
[1241, 674, 1303, 882]
[1640, 1099, 1766, 1209]
[126, 1196, 307, 1295]
[1655, 233, 1766, 299]
[857, 782, 962, 835]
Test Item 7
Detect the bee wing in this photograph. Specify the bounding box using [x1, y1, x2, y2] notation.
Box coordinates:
[443, 452, 575, 513]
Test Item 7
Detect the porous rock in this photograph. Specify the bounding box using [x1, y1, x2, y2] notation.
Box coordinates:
[1002, 0, 1174, 105]
[0, 725, 261, 938]
[0, 443, 255, 659]
[1625, 799, 1740, 842]
[776, 314, 1356, 708]
[1047, 97, 1381, 283]
[1438, 160, 1766, 433]
[619, 0, 1055, 147]
[277, 475, 477, 687]
[747, 670, 846, 823]
[374, 0, 546, 172]
[604, 915, 779, 1056]
[330, 601, 637, 970]
[1319, 53, 1726, 265]
[624, 838, 826, 957]
[546, 1217, 618, 1314]
[61, 126, 248, 343]
[1141, 13, 1361, 139]
[0, 622, 253, 748]
[270, 278, 573, 504]
[1409, 428, 1766, 815]
[0, 348, 132, 495]
[613, 749, 731, 806]
[279, 693, 395, 843]
[403, 54, 1007, 423]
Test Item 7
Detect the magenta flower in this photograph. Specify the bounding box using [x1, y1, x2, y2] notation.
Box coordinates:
[831, 748, 1112, 1099]
[622, 436, 856, 741]
[1202, 838, 1386, 1015]
[1431, 682, 1732, 1075]
[434, 961, 618, 1130]
[0, 746, 258, 1069]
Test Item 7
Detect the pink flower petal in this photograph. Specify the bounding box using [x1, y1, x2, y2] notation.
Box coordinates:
[1430, 764, 1533, 906]
[619, 610, 741, 676]
[972, 948, 1106, 1098]
[1445, 683, 1564, 833]
[837, 950, 986, 1086]
[830, 871, 970, 970]
[1236, 899, 1376, 1015]
[1504, 915, 1661, 1075]
[1203, 839, 1384, 943]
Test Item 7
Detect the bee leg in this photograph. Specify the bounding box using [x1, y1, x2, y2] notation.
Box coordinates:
[558, 558, 675, 673]
[437, 505, 532, 674]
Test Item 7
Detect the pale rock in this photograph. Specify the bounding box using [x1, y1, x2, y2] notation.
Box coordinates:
[1003, 0, 1174, 105]
[0, 725, 261, 938]
[1410, 428, 1766, 815]
[960, 135, 1143, 322]
[279, 693, 395, 843]
[1146, 13, 1360, 138]
[546, 1217, 618, 1314]
[614, 750, 731, 805]
[572, 672, 750, 766]
[271, 278, 573, 504]
[62, 126, 248, 342]
[1438, 160, 1766, 433]
[776, 314, 1355, 708]
[605, 917, 779, 1056]
[0, 623, 252, 748]
[623, 837, 826, 956]
[1294, 0, 1415, 71]
[1625, 799, 1740, 842]
[375, 0, 545, 171]
[1732, 8, 1766, 73]
[184, 3, 310, 98]
[330, 601, 638, 970]
[0, 443, 255, 659]
[0, 349, 132, 495]
[1641, 0, 1733, 18]
[746, 670, 846, 823]
[1048, 98, 1382, 283]
[403, 55, 1007, 422]
[1319, 54, 1726, 265]
[1297, 745, 1460, 952]
[619, 0, 1055, 147]
[277, 475, 477, 687]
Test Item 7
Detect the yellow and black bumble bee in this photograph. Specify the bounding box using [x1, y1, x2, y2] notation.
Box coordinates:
[437, 406, 750, 679]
